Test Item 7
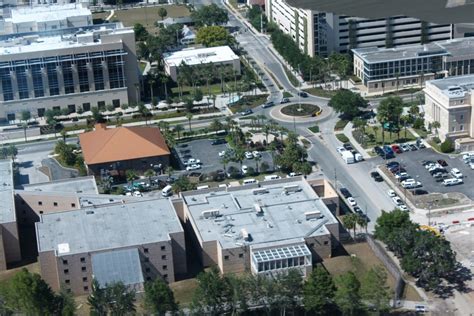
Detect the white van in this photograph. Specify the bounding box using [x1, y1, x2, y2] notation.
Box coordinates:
[443, 178, 463, 186]
[243, 179, 258, 185]
[161, 185, 173, 197]
[197, 185, 210, 190]
[264, 175, 281, 181]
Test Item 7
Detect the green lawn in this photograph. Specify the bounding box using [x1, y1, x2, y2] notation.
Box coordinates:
[109, 5, 191, 34]
[304, 87, 338, 98]
[283, 66, 300, 87]
[308, 125, 320, 133]
[335, 133, 349, 143]
[334, 119, 349, 131]
[413, 127, 429, 138]
[229, 94, 269, 114]
[283, 91, 293, 98]
[363, 126, 416, 146]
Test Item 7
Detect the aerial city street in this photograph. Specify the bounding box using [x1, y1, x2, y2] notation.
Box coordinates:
[0, 0, 473, 314]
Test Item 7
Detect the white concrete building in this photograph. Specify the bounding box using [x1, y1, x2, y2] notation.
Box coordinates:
[0, 23, 139, 122]
[0, 3, 92, 35]
[424, 75, 474, 150]
[163, 46, 240, 81]
[265, 0, 453, 57]
[352, 38, 474, 94]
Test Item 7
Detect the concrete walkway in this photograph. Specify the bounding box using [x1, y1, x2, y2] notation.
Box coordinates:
[105, 9, 115, 21]
[343, 122, 372, 159]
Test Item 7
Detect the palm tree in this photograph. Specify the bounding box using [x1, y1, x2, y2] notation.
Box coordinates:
[126, 170, 137, 186]
[211, 94, 217, 109]
[342, 213, 358, 238]
[355, 213, 368, 234]
[255, 155, 261, 173]
[144, 169, 155, 185]
[87, 279, 108, 315]
[210, 118, 223, 135]
[233, 147, 245, 170]
[149, 78, 155, 100]
[166, 166, 173, 178]
[221, 156, 230, 175]
[186, 113, 193, 131]
[174, 124, 184, 139]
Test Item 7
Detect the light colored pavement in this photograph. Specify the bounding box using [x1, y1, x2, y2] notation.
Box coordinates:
[343, 122, 372, 159]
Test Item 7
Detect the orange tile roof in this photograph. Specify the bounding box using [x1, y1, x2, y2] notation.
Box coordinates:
[79, 124, 170, 165]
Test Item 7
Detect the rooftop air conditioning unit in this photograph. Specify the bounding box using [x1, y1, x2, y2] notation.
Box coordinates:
[253, 188, 269, 195]
[254, 203, 263, 214]
[305, 211, 322, 220]
[241, 228, 250, 241]
[201, 209, 220, 219]
[284, 185, 301, 193]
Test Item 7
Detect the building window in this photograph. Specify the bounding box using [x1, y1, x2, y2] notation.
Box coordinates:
[63, 260, 68, 265]
[112, 99, 120, 108]
[82, 103, 91, 112]
[374, 83, 378, 88]
[460, 114, 464, 120]
[163, 265, 168, 270]
[224, 255, 229, 260]
[324, 241, 329, 245]
[81, 267, 87, 272]
[84, 286, 89, 291]
[163, 274, 168, 279]
[146, 276, 151, 281]
[53, 202, 58, 207]
[98, 101, 105, 110]
[460, 125, 464, 131]
[239, 253, 244, 258]
[144, 257, 149, 262]
[37, 108, 45, 117]
[144, 248, 149, 254]
[83, 277, 88, 282]
[161, 246, 166, 251]
[39, 211, 43, 215]
[161, 255, 167, 260]
[71, 203, 76, 208]
[80, 257, 85, 263]
[67, 104, 76, 114]
[64, 269, 69, 274]
[38, 201, 43, 206]
[65, 279, 70, 284]
[452, 127, 456, 132]
[145, 267, 150, 273]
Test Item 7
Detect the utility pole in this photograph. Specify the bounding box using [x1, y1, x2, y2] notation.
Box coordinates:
[260, 14, 263, 33]
[334, 168, 337, 191]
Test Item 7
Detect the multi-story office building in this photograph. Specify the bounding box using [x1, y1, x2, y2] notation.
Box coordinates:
[36, 198, 186, 294]
[0, 3, 92, 35]
[424, 75, 474, 150]
[353, 38, 474, 94]
[0, 160, 21, 271]
[265, 0, 453, 57]
[174, 177, 340, 277]
[0, 22, 139, 122]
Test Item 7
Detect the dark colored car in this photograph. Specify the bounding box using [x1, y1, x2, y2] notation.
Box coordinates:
[391, 145, 402, 154]
[211, 139, 227, 145]
[340, 188, 352, 198]
[298, 91, 309, 98]
[437, 159, 448, 167]
[371, 171, 384, 182]
[430, 168, 448, 175]
[374, 146, 384, 155]
[353, 206, 363, 214]
[386, 161, 399, 168]
[409, 144, 418, 151]
[343, 143, 354, 151]
[411, 189, 428, 195]
[422, 160, 435, 166]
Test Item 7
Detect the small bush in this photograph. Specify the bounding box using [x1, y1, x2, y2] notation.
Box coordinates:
[440, 139, 454, 153]
[309, 125, 320, 133]
[432, 136, 441, 144]
[336, 133, 350, 143]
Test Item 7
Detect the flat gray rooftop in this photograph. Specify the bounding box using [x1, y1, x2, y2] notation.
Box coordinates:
[287, 0, 474, 24]
[353, 38, 474, 63]
[20, 176, 98, 195]
[36, 198, 183, 256]
[428, 75, 474, 98]
[183, 178, 338, 249]
[0, 160, 15, 224]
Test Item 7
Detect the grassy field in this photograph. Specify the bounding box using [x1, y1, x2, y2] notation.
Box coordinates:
[308, 125, 319, 133]
[283, 66, 300, 87]
[170, 278, 199, 307]
[229, 94, 269, 114]
[324, 242, 422, 301]
[334, 119, 349, 131]
[107, 5, 191, 34]
[304, 87, 338, 98]
[364, 126, 417, 146]
[335, 133, 349, 143]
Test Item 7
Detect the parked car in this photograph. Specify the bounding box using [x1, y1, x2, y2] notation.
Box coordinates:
[386, 161, 399, 168]
[211, 139, 226, 145]
[185, 158, 201, 165]
[395, 172, 409, 179]
[262, 101, 275, 108]
[252, 151, 261, 158]
[409, 144, 418, 151]
[347, 197, 357, 206]
[218, 151, 226, 157]
[399, 204, 409, 211]
[343, 143, 353, 151]
[280, 98, 290, 104]
[370, 171, 383, 182]
[437, 159, 448, 167]
[245, 151, 254, 159]
[340, 188, 352, 198]
[287, 172, 302, 178]
[443, 178, 463, 186]
[186, 164, 201, 171]
[392, 196, 403, 205]
[241, 165, 248, 174]
[450, 168, 463, 179]
[435, 174, 450, 182]
[391, 145, 402, 154]
[387, 190, 396, 197]
[241, 109, 253, 116]
[400, 143, 411, 152]
[353, 206, 363, 214]
[336, 146, 346, 154]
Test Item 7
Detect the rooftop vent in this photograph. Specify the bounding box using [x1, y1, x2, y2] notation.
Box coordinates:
[305, 211, 323, 220]
[253, 188, 269, 195]
[254, 203, 263, 215]
[86, 210, 94, 215]
[284, 185, 301, 193]
[241, 228, 251, 241]
[201, 209, 220, 219]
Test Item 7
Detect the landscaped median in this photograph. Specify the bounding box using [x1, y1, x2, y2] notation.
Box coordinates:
[352, 126, 417, 148]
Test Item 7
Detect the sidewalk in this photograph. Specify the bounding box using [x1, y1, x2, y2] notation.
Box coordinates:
[343, 122, 372, 159]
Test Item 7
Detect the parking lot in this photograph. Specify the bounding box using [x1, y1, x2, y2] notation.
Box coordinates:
[175, 139, 275, 175]
[377, 148, 474, 200]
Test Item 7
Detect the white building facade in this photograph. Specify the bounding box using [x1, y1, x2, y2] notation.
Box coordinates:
[265, 0, 453, 57]
[0, 23, 139, 122]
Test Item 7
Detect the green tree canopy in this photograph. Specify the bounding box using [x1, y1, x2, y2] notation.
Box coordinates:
[303, 266, 336, 315]
[360, 266, 391, 314]
[133, 23, 149, 42]
[328, 89, 368, 119]
[190, 267, 231, 315]
[334, 271, 361, 316]
[157, 7, 168, 20]
[88, 279, 136, 315]
[172, 176, 197, 193]
[196, 26, 234, 47]
[144, 278, 178, 315]
[191, 4, 228, 27]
